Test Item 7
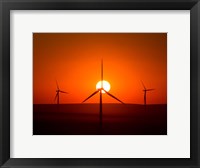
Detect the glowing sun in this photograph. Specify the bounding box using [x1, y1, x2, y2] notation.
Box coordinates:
[96, 80, 111, 93]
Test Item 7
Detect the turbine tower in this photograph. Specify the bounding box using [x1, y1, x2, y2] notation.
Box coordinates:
[141, 81, 154, 106]
[54, 81, 68, 105]
[82, 59, 124, 128]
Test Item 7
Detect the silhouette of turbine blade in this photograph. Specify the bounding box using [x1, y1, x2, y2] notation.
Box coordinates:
[146, 89, 155, 91]
[103, 89, 124, 104]
[54, 92, 58, 102]
[56, 80, 59, 90]
[60, 90, 68, 94]
[101, 59, 103, 88]
[141, 80, 146, 90]
[82, 90, 99, 103]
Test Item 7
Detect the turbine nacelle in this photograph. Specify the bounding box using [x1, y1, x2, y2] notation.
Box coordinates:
[143, 89, 155, 92]
[97, 87, 105, 93]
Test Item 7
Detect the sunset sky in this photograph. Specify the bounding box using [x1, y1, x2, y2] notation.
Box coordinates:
[33, 33, 167, 104]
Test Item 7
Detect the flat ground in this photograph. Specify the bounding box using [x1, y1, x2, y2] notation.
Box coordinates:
[33, 104, 167, 135]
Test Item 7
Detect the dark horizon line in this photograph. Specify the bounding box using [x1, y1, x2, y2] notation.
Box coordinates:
[33, 103, 167, 105]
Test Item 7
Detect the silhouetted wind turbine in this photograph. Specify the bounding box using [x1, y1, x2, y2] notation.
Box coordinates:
[141, 81, 155, 106]
[54, 81, 68, 105]
[82, 59, 124, 128]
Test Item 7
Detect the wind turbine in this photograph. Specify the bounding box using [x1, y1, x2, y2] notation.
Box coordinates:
[82, 59, 124, 128]
[141, 81, 155, 106]
[54, 81, 68, 105]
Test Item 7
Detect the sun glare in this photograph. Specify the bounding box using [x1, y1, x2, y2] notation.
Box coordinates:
[96, 80, 111, 93]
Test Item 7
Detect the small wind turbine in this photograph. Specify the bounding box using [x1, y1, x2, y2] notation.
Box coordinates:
[54, 81, 68, 105]
[82, 59, 124, 128]
[141, 81, 154, 106]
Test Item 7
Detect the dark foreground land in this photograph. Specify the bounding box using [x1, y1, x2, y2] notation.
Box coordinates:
[33, 104, 167, 135]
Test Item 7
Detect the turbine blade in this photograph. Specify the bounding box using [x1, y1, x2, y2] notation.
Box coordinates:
[141, 80, 146, 90]
[101, 59, 103, 88]
[103, 89, 124, 104]
[56, 80, 59, 90]
[60, 90, 68, 94]
[146, 89, 155, 91]
[54, 92, 58, 102]
[82, 90, 99, 103]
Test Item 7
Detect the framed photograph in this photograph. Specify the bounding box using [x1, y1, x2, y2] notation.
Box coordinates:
[33, 32, 167, 136]
[0, 0, 199, 167]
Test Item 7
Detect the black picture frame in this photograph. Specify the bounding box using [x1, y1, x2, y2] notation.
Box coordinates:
[0, 0, 199, 167]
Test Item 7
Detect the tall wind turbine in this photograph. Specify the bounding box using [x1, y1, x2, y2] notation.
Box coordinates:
[141, 81, 154, 106]
[54, 81, 68, 105]
[82, 59, 124, 128]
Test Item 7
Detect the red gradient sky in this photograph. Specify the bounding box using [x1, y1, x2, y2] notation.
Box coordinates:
[33, 33, 167, 104]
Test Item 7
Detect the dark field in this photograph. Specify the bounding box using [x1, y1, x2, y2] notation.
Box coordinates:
[33, 104, 167, 135]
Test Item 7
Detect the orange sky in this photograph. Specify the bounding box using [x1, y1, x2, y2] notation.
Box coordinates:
[33, 33, 167, 104]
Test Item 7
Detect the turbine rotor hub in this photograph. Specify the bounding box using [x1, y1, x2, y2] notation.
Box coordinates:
[98, 88, 103, 91]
